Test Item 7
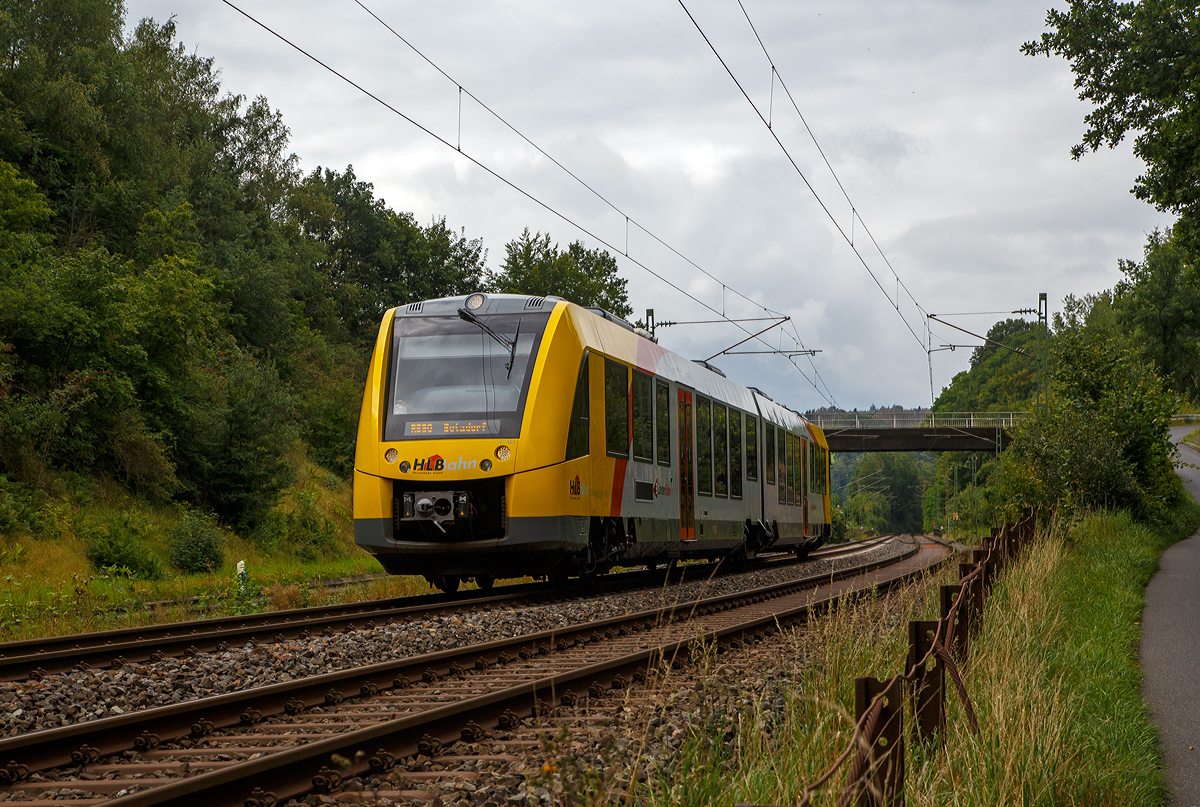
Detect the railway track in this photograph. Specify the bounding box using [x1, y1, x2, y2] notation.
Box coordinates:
[0, 538, 890, 684]
[0, 536, 947, 806]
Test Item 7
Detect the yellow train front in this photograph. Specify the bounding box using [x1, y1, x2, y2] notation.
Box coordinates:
[353, 292, 831, 592]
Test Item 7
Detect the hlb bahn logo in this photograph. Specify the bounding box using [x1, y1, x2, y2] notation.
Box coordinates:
[412, 454, 479, 473]
[569, 475, 588, 498]
[413, 454, 444, 472]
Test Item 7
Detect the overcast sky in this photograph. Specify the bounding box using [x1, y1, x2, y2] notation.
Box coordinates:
[122, 0, 1173, 412]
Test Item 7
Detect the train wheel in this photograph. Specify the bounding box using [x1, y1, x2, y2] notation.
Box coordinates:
[431, 575, 460, 593]
[547, 565, 569, 588]
[475, 575, 495, 591]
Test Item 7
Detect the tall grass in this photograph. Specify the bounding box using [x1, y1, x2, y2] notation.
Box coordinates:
[629, 504, 1198, 807]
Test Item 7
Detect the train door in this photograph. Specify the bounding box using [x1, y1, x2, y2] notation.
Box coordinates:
[678, 389, 695, 540]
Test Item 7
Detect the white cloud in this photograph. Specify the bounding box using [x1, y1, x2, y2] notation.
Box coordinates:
[125, 0, 1174, 410]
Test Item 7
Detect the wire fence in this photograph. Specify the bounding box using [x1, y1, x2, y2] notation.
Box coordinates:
[737, 508, 1039, 807]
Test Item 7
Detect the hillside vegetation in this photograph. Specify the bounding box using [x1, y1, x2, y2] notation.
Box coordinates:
[0, 2, 627, 603]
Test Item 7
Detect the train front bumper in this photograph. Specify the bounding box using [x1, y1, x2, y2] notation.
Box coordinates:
[353, 514, 589, 578]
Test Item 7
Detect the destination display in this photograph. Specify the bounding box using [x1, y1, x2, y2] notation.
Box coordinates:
[405, 419, 500, 437]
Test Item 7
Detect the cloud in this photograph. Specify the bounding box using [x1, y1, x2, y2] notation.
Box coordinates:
[125, 0, 1175, 410]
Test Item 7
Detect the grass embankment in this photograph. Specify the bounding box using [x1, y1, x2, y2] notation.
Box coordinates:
[1184, 426, 1200, 448]
[0, 449, 437, 642]
[640, 503, 1198, 806]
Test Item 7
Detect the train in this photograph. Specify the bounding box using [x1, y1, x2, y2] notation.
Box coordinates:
[353, 292, 831, 592]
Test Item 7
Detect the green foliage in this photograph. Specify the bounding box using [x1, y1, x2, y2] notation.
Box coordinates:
[1000, 313, 1181, 522]
[167, 509, 224, 574]
[1023, 1, 1200, 243]
[1113, 228, 1200, 398]
[0, 5, 648, 536]
[248, 491, 338, 562]
[843, 452, 931, 534]
[83, 513, 164, 580]
[829, 503, 847, 542]
[488, 228, 631, 318]
[935, 319, 1040, 411]
[0, 474, 43, 537]
[178, 352, 298, 530]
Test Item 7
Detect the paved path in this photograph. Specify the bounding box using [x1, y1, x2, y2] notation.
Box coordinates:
[1141, 425, 1200, 807]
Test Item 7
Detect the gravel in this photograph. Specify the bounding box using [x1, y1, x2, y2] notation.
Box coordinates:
[0, 538, 916, 739]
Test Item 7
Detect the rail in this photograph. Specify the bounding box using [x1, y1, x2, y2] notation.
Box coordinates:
[812, 411, 1031, 430]
[0, 546, 867, 682]
[0, 537, 940, 806]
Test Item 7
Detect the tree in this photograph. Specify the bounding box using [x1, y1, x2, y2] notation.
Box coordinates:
[845, 452, 931, 534]
[934, 319, 1040, 411]
[1114, 228, 1200, 397]
[488, 228, 631, 318]
[1023, 1, 1200, 243]
[1001, 298, 1181, 521]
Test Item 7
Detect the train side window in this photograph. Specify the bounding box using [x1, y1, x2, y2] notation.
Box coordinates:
[811, 441, 820, 492]
[730, 411, 743, 499]
[745, 416, 758, 482]
[696, 397, 713, 496]
[714, 403, 728, 497]
[655, 380, 671, 466]
[632, 371, 654, 462]
[777, 428, 786, 504]
[786, 432, 796, 506]
[604, 358, 629, 457]
[802, 439, 809, 501]
[565, 353, 590, 460]
[766, 423, 776, 485]
[794, 434, 802, 505]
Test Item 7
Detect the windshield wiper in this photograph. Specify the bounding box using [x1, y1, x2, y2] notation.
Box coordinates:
[458, 308, 520, 378]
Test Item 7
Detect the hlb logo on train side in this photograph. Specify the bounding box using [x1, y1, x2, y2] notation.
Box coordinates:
[569, 475, 588, 498]
[412, 454, 479, 473]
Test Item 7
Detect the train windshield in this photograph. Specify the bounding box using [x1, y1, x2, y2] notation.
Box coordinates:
[384, 312, 551, 440]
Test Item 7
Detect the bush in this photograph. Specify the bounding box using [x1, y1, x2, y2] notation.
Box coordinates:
[1000, 328, 1180, 523]
[246, 491, 338, 561]
[287, 491, 338, 561]
[168, 509, 224, 574]
[84, 514, 164, 580]
[0, 474, 43, 537]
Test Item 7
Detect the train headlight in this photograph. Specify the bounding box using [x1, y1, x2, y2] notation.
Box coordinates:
[480, 459, 493, 472]
[494, 445, 511, 461]
[465, 293, 486, 310]
[399, 460, 411, 473]
[385, 448, 398, 464]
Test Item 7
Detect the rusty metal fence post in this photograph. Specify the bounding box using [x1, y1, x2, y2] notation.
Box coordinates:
[906, 620, 944, 743]
[939, 584, 967, 661]
[848, 676, 904, 806]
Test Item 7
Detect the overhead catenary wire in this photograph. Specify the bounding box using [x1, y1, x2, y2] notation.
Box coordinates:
[349, 0, 836, 406]
[218, 0, 838, 407]
[676, 0, 928, 352]
[735, 0, 930, 334]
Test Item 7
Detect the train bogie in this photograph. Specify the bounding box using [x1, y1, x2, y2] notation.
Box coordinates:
[353, 293, 831, 591]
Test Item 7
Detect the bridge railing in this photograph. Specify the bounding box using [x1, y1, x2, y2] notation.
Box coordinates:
[812, 411, 1032, 430]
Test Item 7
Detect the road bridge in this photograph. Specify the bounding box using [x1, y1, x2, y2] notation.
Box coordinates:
[812, 412, 1030, 453]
